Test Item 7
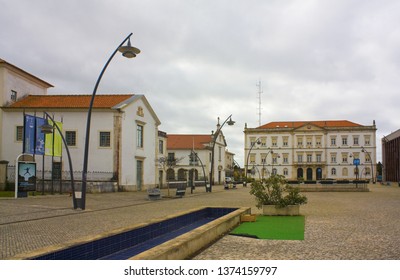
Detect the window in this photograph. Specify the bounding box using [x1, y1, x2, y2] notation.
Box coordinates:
[159, 140, 164, 154]
[316, 137, 322, 147]
[16, 126, 23, 141]
[342, 168, 348, 176]
[353, 136, 359, 146]
[261, 137, 267, 146]
[331, 137, 336, 146]
[261, 154, 267, 164]
[331, 168, 337, 176]
[364, 136, 371, 146]
[283, 137, 289, 147]
[272, 137, 278, 147]
[283, 168, 289, 176]
[99, 131, 111, 147]
[342, 153, 348, 163]
[342, 136, 348, 146]
[297, 154, 303, 163]
[331, 153, 337, 163]
[189, 152, 198, 165]
[137, 124, 143, 148]
[65, 131, 76, 146]
[306, 138, 312, 147]
[168, 152, 175, 162]
[250, 154, 256, 164]
[316, 154, 322, 163]
[283, 154, 289, 164]
[11, 90, 17, 101]
[250, 137, 256, 147]
[307, 154, 312, 163]
[297, 137, 303, 147]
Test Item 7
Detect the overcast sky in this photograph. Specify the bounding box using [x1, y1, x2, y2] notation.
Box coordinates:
[2, 0, 399, 165]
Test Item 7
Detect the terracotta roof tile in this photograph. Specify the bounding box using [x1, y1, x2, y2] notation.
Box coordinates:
[167, 134, 212, 150]
[257, 120, 363, 129]
[6, 94, 134, 109]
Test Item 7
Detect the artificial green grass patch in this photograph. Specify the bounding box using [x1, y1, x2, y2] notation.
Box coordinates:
[231, 215, 305, 240]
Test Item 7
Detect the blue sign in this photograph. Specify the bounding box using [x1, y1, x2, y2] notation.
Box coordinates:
[353, 158, 360, 166]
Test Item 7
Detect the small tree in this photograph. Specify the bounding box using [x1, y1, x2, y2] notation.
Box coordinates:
[249, 174, 307, 209]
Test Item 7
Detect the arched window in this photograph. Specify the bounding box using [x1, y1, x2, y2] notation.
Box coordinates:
[178, 169, 186, 180]
[331, 168, 336, 176]
[167, 168, 175, 181]
[342, 168, 348, 176]
[283, 168, 289, 176]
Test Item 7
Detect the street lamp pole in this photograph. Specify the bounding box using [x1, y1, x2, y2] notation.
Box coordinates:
[40, 112, 77, 209]
[209, 115, 235, 192]
[361, 146, 375, 184]
[80, 33, 140, 210]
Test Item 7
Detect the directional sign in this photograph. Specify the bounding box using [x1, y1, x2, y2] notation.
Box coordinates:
[353, 158, 360, 166]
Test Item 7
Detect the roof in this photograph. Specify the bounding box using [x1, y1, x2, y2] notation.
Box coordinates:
[257, 120, 363, 129]
[167, 134, 212, 150]
[6, 94, 135, 109]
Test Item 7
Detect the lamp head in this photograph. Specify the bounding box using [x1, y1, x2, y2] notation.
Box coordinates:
[118, 38, 140, 58]
[227, 116, 235, 126]
[40, 122, 53, 134]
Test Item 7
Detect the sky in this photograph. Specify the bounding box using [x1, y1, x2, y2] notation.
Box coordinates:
[1, 0, 400, 166]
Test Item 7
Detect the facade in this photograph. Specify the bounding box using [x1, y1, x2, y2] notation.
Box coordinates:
[2, 94, 161, 191]
[382, 129, 400, 182]
[244, 120, 377, 182]
[166, 130, 233, 186]
[1, 59, 162, 191]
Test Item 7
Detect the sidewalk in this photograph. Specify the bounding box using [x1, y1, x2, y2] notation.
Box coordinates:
[1, 184, 400, 260]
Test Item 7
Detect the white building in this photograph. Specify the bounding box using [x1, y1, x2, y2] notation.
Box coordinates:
[1, 59, 162, 192]
[166, 130, 233, 186]
[244, 120, 377, 182]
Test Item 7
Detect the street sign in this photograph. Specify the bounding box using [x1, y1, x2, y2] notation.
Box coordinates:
[353, 158, 360, 166]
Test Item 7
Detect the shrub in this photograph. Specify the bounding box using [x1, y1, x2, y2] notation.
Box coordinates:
[249, 174, 308, 209]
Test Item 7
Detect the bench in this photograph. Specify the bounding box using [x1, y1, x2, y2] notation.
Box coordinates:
[175, 184, 186, 197]
[147, 188, 161, 200]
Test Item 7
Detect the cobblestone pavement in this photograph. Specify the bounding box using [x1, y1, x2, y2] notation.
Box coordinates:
[1, 184, 400, 260]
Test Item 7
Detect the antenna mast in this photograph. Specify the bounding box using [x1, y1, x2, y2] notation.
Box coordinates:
[256, 80, 263, 126]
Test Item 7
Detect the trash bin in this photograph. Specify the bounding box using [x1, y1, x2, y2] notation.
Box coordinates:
[206, 184, 211, 192]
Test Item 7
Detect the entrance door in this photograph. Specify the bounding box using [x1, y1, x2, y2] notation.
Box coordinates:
[316, 168, 322, 180]
[136, 160, 143, 191]
[297, 168, 303, 179]
[307, 168, 313, 180]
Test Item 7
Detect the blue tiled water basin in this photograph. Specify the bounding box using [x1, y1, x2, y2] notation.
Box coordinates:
[31, 207, 239, 260]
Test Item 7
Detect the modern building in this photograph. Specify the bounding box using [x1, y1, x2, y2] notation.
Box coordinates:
[1, 59, 162, 192]
[244, 120, 377, 182]
[382, 129, 400, 183]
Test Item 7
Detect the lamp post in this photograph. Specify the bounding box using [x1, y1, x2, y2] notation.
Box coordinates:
[361, 146, 375, 184]
[245, 137, 261, 177]
[40, 113, 77, 209]
[189, 151, 207, 193]
[209, 115, 235, 192]
[80, 33, 140, 210]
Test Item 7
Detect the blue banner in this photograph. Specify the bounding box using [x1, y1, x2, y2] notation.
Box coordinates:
[35, 117, 46, 155]
[23, 115, 36, 154]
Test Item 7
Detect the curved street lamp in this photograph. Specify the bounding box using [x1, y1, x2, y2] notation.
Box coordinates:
[361, 146, 375, 184]
[209, 115, 235, 192]
[80, 33, 140, 210]
[189, 151, 207, 193]
[245, 137, 261, 177]
[40, 112, 76, 209]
